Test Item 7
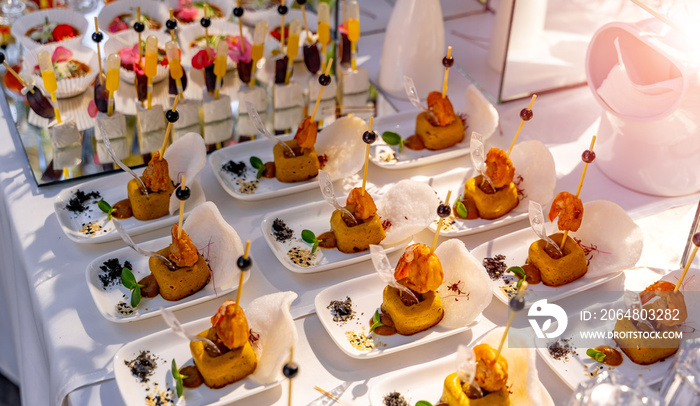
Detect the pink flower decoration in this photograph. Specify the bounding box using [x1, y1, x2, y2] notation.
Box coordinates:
[87, 99, 98, 118]
[228, 36, 252, 63]
[176, 7, 198, 22]
[191, 48, 215, 70]
[52, 46, 73, 63]
[118, 46, 138, 67]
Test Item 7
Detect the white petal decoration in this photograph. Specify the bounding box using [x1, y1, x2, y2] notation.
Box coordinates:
[246, 291, 298, 385]
[463, 84, 499, 140]
[377, 180, 441, 245]
[511, 140, 557, 213]
[165, 132, 207, 214]
[183, 202, 243, 290]
[568, 200, 643, 279]
[479, 327, 553, 406]
[435, 239, 492, 328]
[315, 116, 367, 178]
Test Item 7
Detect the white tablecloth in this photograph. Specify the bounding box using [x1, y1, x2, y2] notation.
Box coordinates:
[1, 3, 699, 406]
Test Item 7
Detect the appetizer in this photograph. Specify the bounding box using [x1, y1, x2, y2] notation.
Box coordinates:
[109, 13, 160, 34]
[173, 0, 223, 23]
[614, 280, 687, 365]
[26, 18, 79, 45]
[32, 46, 90, 80]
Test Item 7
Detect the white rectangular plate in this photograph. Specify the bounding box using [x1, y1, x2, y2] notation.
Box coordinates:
[368, 332, 553, 405]
[368, 111, 473, 170]
[535, 267, 700, 390]
[470, 227, 621, 306]
[314, 273, 479, 359]
[86, 236, 248, 323]
[260, 199, 407, 274]
[114, 318, 280, 406]
[209, 135, 321, 201]
[54, 171, 205, 244]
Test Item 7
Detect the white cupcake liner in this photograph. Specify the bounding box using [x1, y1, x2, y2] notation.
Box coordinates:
[12, 9, 88, 51]
[179, 19, 251, 71]
[164, 0, 232, 26]
[98, 0, 168, 35]
[104, 30, 171, 84]
[23, 43, 99, 99]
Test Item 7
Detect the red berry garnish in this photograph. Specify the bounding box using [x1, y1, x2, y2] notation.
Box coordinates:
[520, 108, 533, 121]
[693, 232, 700, 247]
[442, 56, 454, 68]
[582, 150, 596, 163]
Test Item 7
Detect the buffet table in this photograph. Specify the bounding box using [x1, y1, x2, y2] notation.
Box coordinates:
[1, 3, 699, 406]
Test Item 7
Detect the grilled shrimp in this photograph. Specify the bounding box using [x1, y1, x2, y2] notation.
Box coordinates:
[169, 224, 199, 267]
[346, 187, 377, 220]
[142, 151, 171, 192]
[294, 115, 318, 149]
[427, 91, 456, 126]
[484, 148, 515, 189]
[548, 191, 584, 232]
[211, 300, 250, 349]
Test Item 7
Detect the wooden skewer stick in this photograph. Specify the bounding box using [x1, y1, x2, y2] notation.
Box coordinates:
[300, 4, 311, 43]
[203, 7, 211, 56]
[159, 96, 180, 156]
[506, 94, 536, 156]
[2, 62, 33, 93]
[94, 17, 104, 86]
[495, 281, 528, 362]
[361, 117, 373, 196]
[310, 59, 334, 122]
[177, 175, 187, 238]
[313, 386, 340, 402]
[560, 135, 596, 248]
[441, 46, 452, 98]
[431, 190, 452, 253]
[675, 243, 698, 292]
[235, 240, 251, 305]
[237, 1, 245, 53]
[136, 8, 143, 67]
[169, 9, 176, 41]
[629, 0, 685, 34]
[280, 0, 286, 55]
[287, 347, 294, 406]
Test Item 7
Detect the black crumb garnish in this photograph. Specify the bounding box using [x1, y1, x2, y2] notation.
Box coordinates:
[272, 218, 294, 242]
[125, 350, 158, 383]
[222, 160, 247, 177]
[65, 190, 101, 213]
[483, 254, 507, 280]
[383, 391, 409, 406]
[548, 338, 577, 360]
[99, 258, 133, 289]
[327, 296, 354, 323]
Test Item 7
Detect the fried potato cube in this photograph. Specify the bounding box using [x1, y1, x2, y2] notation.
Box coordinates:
[190, 328, 257, 388]
[273, 139, 320, 183]
[463, 176, 518, 220]
[381, 286, 444, 336]
[527, 233, 587, 287]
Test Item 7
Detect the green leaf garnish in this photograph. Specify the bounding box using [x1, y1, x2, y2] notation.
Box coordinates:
[369, 309, 385, 333]
[415, 402, 434, 406]
[382, 131, 405, 152]
[301, 229, 321, 253]
[586, 348, 606, 363]
[171, 359, 185, 398]
[250, 156, 266, 179]
[508, 266, 526, 290]
[98, 199, 116, 220]
[121, 267, 143, 307]
[454, 198, 468, 218]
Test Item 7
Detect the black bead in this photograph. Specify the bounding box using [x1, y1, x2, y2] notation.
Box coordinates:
[237, 256, 252, 271]
[693, 232, 700, 247]
[282, 362, 298, 378]
[91, 32, 103, 43]
[296, 0, 307, 4]
[318, 74, 331, 86]
[175, 186, 191, 200]
[437, 204, 451, 218]
[200, 17, 211, 28]
[442, 56, 454, 68]
[277, 4, 288, 15]
[0, 53, 5, 64]
[362, 130, 377, 144]
[233, 7, 244, 17]
[582, 150, 596, 163]
[520, 108, 533, 121]
[509, 295, 525, 311]
[166, 19, 177, 30]
[133, 22, 145, 33]
[166, 110, 179, 123]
